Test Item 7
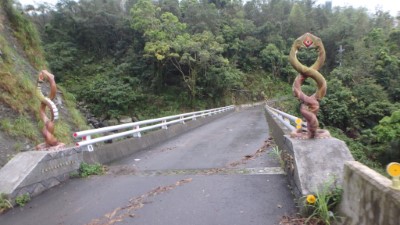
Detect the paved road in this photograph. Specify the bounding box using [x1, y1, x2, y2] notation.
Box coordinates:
[1, 106, 296, 225]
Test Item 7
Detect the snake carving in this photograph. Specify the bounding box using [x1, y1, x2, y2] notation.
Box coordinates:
[36, 70, 65, 150]
[289, 33, 330, 139]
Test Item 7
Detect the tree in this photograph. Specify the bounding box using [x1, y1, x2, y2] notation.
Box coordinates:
[288, 3, 308, 37]
[366, 110, 400, 164]
[170, 31, 228, 105]
[180, 0, 221, 34]
[260, 43, 284, 78]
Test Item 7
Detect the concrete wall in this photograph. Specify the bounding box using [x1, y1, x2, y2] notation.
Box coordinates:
[265, 106, 400, 224]
[0, 109, 233, 204]
[339, 161, 400, 225]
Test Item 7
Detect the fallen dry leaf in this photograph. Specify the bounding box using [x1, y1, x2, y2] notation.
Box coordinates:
[86, 178, 193, 225]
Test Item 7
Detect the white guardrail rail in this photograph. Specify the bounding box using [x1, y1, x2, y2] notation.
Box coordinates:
[265, 105, 305, 132]
[73, 105, 235, 151]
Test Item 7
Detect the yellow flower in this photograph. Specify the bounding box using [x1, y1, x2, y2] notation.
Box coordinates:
[306, 194, 316, 204]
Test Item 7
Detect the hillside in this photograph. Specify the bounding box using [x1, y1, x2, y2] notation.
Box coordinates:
[0, 1, 87, 168]
[2, 0, 399, 173]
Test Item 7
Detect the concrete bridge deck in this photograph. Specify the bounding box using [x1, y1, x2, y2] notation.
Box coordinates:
[1, 107, 296, 225]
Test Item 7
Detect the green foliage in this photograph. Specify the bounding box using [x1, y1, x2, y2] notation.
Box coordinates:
[2, 0, 46, 69]
[374, 110, 400, 143]
[57, 86, 89, 130]
[78, 162, 104, 178]
[362, 110, 400, 165]
[54, 120, 72, 144]
[303, 179, 343, 225]
[319, 78, 354, 131]
[15, 194, 31, 207]
[80, 75, 142, 119]
[260, 44, 284, 78]
[22, 0, 400, 174]
[269, 146, 284, 168]
[0, 116, 40, 142]
[0, 72, 40, 114]
[44, 42, 78, 80]
[0, 193, 12, 213]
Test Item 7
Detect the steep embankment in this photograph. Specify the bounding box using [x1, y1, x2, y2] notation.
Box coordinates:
[0, 2, 87, 168]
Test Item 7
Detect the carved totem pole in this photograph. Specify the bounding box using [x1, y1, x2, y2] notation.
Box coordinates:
[36, 70, 65, 150]
[289, 33, 331, 139]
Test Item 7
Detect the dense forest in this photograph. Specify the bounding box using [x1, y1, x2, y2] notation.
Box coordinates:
[16, 0, 400, 171]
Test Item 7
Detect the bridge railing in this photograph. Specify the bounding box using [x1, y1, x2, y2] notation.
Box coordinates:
[265, 105, 305, 132]
[73, 105, 235, 150]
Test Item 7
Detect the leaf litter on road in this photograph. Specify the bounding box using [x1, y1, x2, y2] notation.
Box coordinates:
[86, 178, 193, 225]
[228, 137, 275, 167]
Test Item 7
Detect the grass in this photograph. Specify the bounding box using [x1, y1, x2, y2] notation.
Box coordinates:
[0, 116, 40, 142]
[269, 146, 285, 168]
[0, 1, 90, 153]
[2, 0, 47, 70]
[13, 142, 24, 152]
[54, 120, 73, 144]
[0, 193, 12, 213]
[0, 71, 40, 114]
[302, 178, 343, 225]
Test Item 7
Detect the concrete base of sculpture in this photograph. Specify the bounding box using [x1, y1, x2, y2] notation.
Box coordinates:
[282, 135, 354, 197]
[0, 147, 83, 203]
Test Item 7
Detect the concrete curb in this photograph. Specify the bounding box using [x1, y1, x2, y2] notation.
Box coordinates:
[0, 109, 234, 204]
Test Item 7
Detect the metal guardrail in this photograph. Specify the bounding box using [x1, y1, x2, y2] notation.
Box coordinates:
[73, 105, 235, 151]
[265, 105, 305, 132]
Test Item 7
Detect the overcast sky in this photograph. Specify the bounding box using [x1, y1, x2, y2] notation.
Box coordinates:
[17, 0, 400, 17]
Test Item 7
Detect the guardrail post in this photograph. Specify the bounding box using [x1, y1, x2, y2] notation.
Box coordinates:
[133, 125, 142, 137]
[202, 112, 205, 118]
[180, 116, 185, 124]
[162, 120, 168, 129]
[83, 135, 94, 152]
[192, 115, 197, 121]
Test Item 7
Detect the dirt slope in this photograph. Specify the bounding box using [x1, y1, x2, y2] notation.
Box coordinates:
[0, 4, 86, 168]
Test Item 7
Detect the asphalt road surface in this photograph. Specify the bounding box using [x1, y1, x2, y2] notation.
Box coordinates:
[1, 106, 296, 225]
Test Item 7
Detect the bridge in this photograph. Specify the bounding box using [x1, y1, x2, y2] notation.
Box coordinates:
[0, 105, 297, 225]
[0, 103, 399, 225]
